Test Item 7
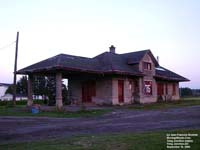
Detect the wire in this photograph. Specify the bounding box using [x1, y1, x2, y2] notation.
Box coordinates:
[0, 41, 16, 51]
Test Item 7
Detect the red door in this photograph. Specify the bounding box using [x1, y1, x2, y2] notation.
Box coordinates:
[118, 80, 124, 103]
[82, 81, 96, 103]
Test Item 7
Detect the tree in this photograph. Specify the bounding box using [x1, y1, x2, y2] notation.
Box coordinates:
[180, 87, 193, 97]
[6, 76, 28, 95]
[6, 75, 69, 105]
[6, 84, 14, 94]
[62, 83, 69, 105]
[16, 76, 28, 95]
[33, 76, 48, 99]
[46, 76, 56, 106]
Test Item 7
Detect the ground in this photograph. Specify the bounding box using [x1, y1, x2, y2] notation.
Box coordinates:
[0, 105, 200, 145]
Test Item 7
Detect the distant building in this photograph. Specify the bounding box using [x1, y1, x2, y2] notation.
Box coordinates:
[0, 83, 11, 98]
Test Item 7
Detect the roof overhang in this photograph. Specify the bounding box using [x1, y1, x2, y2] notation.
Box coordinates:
[154, 75, 190, 82]
[17, 65, 144, 77]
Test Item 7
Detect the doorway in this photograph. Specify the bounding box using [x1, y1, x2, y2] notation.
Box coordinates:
[118, 80, 124, 103]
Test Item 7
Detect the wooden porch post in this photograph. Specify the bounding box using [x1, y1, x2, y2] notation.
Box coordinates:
[56, 72, 63, 111]
[27, 75, 33, 106]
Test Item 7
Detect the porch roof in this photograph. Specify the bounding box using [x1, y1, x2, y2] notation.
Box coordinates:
[155, 66, 189, 82]
[17, 49, 189, 81]
[17, 53, 144, 77]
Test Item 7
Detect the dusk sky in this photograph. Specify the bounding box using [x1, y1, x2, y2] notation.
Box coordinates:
[0, 0, 199, 88]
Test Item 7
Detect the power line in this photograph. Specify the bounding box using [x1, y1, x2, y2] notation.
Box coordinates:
[0, 41, 16, 51]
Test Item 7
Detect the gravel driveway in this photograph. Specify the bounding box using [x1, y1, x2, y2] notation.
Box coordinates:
[0, 105, 200, 144]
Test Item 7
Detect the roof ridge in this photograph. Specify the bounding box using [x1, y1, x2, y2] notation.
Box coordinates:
[119, 49, 150, 55]
[57, 53, 91, 59]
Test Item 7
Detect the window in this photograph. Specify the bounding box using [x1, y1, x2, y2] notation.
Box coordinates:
[173, 83, 176, 95]
[143, 62, 152, 70]
[157, 83, 164, 95]
[144, 81, 152, 95]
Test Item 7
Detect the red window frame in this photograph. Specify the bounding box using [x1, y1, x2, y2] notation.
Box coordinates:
[144, 81, 152, 95]
[143, 62, 152, 70]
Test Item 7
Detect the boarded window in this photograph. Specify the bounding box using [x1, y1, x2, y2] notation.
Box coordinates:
[173, 83, 176, 95]
[157, 83, 164, 95]
[165, 84, 168, 95]
[144, 81, 152, 95]
[82, 80, 96, 103]
[143, 62, 152, 70]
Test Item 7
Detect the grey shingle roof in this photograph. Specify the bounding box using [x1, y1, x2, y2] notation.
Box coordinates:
[120, 50, 159, 66]
[17, 50, 189, 81]
[155, 66, 189, 81]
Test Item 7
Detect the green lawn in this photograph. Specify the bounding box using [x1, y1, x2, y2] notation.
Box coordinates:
[1, 130, 200, 150]
[0, 106, 112, 118]
[128, 97, 200, 110]
[0, 97, 200, 117]
[181, 97, 200, 101]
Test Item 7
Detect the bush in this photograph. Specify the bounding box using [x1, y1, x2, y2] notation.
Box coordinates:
[33, 100, 45, 105]
[0, 99, 45, 106]
[0, 101, 10, 106]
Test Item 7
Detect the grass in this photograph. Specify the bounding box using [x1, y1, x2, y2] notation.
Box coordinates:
[0, 105, 112, 118]
[0, 97, 199, 117]
[1, 129, 200, 150]
[181, 97, 200, 101]
[127, 97, 200, 110]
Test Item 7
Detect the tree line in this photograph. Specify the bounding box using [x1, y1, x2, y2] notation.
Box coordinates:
[180, 87, 200, 97]
[6, 76, 69, 105]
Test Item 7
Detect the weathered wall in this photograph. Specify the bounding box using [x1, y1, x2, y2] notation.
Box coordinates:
[138, 53, 157, 103]
[139, 53, 156, 76]
[139, 77, 157, 103]
[68, 79, 82, 104]
[169, 82, 180, 100]
[68, 76, 113, 105]
[93, 78, 113, 105]
[157, 82, 180, 101]
[68, 72, 180, 106]
[112, 77, 135, 105]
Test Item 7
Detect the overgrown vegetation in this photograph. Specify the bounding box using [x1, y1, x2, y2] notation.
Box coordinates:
[0, 105, 112, 118]
[0, 99, 44, 106]
[5, 75, 70, 106]
[128, 97, 200, 110]
[1, 129, 199, 150]
[0, 97, 200, 117]
[180, 87, 200, 97]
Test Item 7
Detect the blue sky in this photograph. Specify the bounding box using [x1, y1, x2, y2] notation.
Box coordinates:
[0, 0, 200, 88]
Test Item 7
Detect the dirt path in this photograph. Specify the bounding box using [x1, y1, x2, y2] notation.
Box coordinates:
[0, 106, 200, 144]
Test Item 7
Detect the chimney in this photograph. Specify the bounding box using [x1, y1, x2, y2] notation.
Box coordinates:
[109, 45, 115, 53]
[157, 56, 159, 64]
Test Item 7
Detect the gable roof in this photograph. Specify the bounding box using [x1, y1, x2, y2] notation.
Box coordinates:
[120, 50, 159, 66]
[17, 49, 189, 82]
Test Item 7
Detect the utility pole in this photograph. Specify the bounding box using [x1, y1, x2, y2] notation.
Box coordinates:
[13, 32, 19, 106]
